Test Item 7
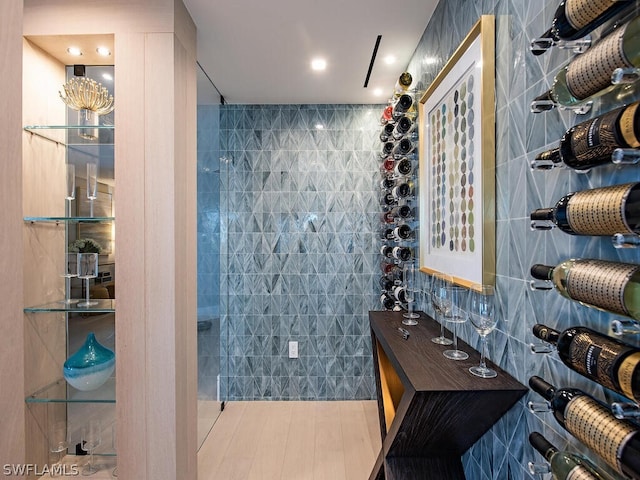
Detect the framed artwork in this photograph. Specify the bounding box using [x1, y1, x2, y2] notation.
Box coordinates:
[418, 15, 495, 288]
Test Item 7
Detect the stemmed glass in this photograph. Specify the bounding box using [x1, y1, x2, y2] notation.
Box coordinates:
[111, 422, 118, 477]
[430, 272, 453, 345]
[60, 252, 79, 305]
[81, 419, 102, 475]
[77, 253, 99, 307]
[48, 421, 68, 465]
[402, 263, 420, 325]
[468, 284, 498, 378]
[442, 285, 469, 360]
[66, 164, 75, 218]
[87, 162, 98, 218]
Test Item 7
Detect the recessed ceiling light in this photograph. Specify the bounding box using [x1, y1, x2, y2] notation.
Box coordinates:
[66, 47, 82, 56]
[102, 73, 113, 81]
[373, 88, 383, 97]
[424, 56, 437, 65]
[315, 124, 324, 130]
[384, 55, 396, 65]
[311, 58, 327, 71]
[96, 47, 111, 56]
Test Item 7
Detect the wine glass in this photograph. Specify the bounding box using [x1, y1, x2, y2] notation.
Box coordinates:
[402, 263, 420, 325]
[77, 253, 99, 307]
[442, 284, 469, 360]
[48, 421, 68, 465]
[87, 162, 98, 218]
[60, 252, 79, 305]
[467, 284, 498, 378]
[81, 419, 102, 475]
[430, 272, 453, 345]
[66, 163, 76, 218]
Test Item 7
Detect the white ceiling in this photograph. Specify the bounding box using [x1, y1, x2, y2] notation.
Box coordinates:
[183, 0, 439, 105]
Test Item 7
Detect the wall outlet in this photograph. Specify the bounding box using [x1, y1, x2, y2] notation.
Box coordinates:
[288, 341, 298, 359]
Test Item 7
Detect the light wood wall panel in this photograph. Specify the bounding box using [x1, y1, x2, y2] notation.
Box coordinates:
[0, 0, 26, 469]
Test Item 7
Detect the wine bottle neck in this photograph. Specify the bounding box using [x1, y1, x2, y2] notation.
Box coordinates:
[530, 208, 555, 221]
[529, 432, 558, 461]
[532, 324, 560, 344]
[531, 264, 554, 280]
[529, 375, 557, 400]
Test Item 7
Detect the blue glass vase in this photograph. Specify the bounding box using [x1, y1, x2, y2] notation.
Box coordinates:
[63, 332, 115, 391]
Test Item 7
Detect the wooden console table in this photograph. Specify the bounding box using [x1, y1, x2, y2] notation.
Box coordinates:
[369, 311, 527, 479]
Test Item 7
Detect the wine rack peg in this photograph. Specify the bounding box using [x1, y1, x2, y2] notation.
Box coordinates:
[529, 36, 592, 56]
[529, 279, 552, 291]
[611, 66, 640, 85]
[611, 148, 640, 165]
[530, 98, 592, 115]
[526, 462, 550, 475]
[527, 400, 551, 414]
[530, 342, 554, 354]
[611, 318, 640, 336]
[611, 401, 640, 420]
[612, 233, 640, 248]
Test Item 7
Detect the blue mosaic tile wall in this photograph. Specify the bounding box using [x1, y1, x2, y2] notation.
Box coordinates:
[218, 105, 382, 400]
[405, 0, 640, 478]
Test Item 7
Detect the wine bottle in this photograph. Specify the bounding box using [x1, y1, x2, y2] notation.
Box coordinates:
[380, 175, 396, 191]
[394, 71, 413, 96]
[530, 183, 640, 236]
[393, 224, 415, 241]
[533, 323, 640, 403]
[379, 276, 394, 291]
[392, 94, 414, 119]
[389, 204, 416, 221]
[380, 260, 396, 275]
[380, 157, 395, 174]
[529, 431, 609, 480]
[391, 179, 414, 200]
[385, 266, 404, 284]
[379, 123, 395, 142]
[392, 285, 408, 303]
[392, 246, 413, 262]
[380, 105, 393, 125]
[529, 375, 640, 479]
[531, 259, 640, 320]
[394, 157, 414, 176]
[380, 210, 395, 224]
[532, 101, 640, 171]
[531, 14, 640, 111]
[380, 292, 395, 310]
[392, 116, 416, 140]
[380, 141, 395, 158]
[379, 192, 397, 209]
[532, 0, 632, 54]
[380, 245, 394, 259]
[379, 227, 395, 241]
[392, 138, 416, 157]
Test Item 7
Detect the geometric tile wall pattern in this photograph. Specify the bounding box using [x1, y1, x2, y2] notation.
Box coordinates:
[218, 104, 383, 401]
[406, 0, 640, 479]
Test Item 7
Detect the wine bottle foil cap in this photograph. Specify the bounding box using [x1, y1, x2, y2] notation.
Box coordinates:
[531, 264, 553, 280]
[530, 208, 555, 221]
[532, 324, 559, 342]
[529, 375, 555, 400]
[528, 432, 556, 458]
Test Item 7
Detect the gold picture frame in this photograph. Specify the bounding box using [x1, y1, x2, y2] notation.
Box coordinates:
[418, 15, 495, 288]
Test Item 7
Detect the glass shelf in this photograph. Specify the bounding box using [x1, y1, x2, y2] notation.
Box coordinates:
[24, 216, 115, 223]
[26, 377, 115, 404]
[24, 299, 115, 313]
[24, 125, 114, 147]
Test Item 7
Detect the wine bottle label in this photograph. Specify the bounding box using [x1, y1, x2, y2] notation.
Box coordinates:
[569, 331, 632, 392]
[569, 108, 623, 165]
[566, 0, 620, 30]
[567, 183, 633, 235]
[619, 102, 640, 148]
[567, 466, 599, 480]
[566, 23, 632, 100]
[618, 351, 640, 401]
[565, 395, 635, 473]
[566, 259, 638, 317]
